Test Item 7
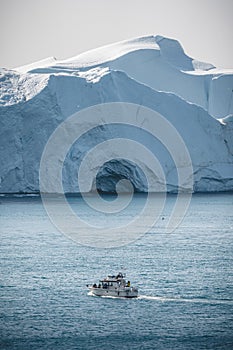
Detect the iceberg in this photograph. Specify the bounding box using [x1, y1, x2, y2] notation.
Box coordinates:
[0, 35, 232, 193]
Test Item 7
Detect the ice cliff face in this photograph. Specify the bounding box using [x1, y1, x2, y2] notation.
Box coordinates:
[0, 35, 232, 193]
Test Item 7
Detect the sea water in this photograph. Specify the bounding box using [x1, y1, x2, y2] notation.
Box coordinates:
[0, 193, 233, 350]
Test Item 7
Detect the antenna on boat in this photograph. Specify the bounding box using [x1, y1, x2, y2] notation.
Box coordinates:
[120, 266, 126, 278]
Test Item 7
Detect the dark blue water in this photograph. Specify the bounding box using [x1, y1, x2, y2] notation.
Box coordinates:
[0, 193, 233, 349]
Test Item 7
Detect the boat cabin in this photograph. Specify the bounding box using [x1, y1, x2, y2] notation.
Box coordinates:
[93, 272, 130, 289]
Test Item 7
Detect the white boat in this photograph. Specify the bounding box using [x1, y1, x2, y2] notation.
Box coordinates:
[87, 272, 138, 298]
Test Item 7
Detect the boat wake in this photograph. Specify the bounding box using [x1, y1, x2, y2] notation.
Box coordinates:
[88, 291, 233, 304]
[138, 295, 233, 305]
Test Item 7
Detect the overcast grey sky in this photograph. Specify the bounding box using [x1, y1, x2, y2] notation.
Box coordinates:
[1, 0, 232, 69]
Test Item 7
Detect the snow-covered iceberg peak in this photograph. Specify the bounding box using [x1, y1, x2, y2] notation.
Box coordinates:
[12, 35, 232, 119]
[15, 35, 213, 73]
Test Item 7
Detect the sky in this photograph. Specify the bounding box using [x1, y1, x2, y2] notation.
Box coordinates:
[0, 0, 232, 69]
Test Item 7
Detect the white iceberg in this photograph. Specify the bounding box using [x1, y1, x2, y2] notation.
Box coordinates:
[0, 35, 232, 193]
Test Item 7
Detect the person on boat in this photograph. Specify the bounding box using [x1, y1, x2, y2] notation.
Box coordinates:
[127, 281, 130, 287]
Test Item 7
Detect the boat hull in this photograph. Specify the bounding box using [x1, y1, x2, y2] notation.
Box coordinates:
[89, 287, 138, 298]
